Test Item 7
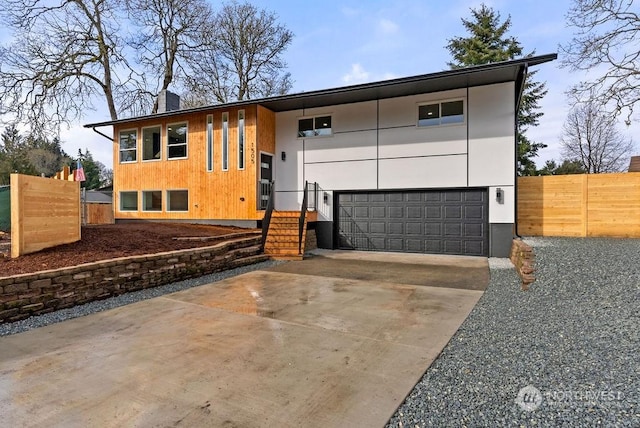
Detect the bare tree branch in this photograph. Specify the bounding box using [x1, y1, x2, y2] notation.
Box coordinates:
[561, 99, 636, 173]
[125, 0, 214, 112]
[183, 1, 293, 104]
[561, 0, 640, 125]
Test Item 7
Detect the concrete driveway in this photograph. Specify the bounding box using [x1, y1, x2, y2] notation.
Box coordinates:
[0, 250, 489, 427]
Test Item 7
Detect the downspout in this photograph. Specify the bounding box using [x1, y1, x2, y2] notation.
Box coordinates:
[513, 63, 529, 238]
[91, 126, 114, 142]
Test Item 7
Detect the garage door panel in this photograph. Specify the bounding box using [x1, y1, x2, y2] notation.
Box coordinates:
[445, 191, 462, 202]
[389, 207, 403, 218]
[464, 223, 484, 237]
[426, 206, 442, 219]
[406, 223, 422, 234]
[407, 206, 422, 218]
[445, 206, 462, 219]
[337, 189, 488, 256]
[354, 206, 369, 218]
[465, 205, 484, 219]
[372, 207, 385, 218]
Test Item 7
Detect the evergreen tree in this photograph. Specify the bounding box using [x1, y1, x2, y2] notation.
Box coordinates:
[0, 126, 37, 184]
[446, 4, 548, 176]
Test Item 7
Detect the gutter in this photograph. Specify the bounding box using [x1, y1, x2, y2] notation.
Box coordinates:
[91, 126, 114, 142]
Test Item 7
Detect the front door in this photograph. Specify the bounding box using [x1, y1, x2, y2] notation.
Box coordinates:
[259, 153, 273, 209]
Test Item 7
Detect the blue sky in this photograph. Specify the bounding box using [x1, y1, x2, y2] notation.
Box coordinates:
[3, 0, 638, 169]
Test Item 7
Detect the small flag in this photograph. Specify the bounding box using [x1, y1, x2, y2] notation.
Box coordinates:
[74, 160, 86, 182]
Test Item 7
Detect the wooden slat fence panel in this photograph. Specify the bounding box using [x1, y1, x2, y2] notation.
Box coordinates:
[10, 173, 80, 257]
[86, 203, 114, 224]
[517, 173, 640, 237]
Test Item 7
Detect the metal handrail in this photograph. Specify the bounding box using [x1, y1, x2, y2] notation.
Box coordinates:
[299, 181, 309, 254]
[260, 180, 275, 251]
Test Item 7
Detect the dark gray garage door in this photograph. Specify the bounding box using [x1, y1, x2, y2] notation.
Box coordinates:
[337, 189, 488, 256]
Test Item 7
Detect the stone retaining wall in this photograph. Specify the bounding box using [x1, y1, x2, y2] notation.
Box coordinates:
[510, 239, 535, 290]
[0, 237, 266, 324]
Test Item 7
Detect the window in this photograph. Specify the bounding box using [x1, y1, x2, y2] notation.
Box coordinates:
[119, 130, 137, 163]
[238, 110, 245, 170]
[418, 100, 464, 127]
[298, 115, 332, 137]
[167, 190, 188, 212]
[120, 191, 138, 211]
[222, 112, 229, 171]
[206, 115, 213, 172]
[142, 191, 162, 211]
[142, 126, 161, 161]
[167, 122, 187, 159]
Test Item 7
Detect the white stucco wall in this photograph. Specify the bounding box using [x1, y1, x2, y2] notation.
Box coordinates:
[273, 83, 516, 223]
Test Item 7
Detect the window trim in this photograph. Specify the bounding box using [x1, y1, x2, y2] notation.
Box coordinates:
[141, 125, 162, 162]
[166, 189, 189, 212]
[206, 114, 214, 172]
[238, 109, 245, 170]
[119, 191, 138, 212]
[222, 112, 229, 171]
[417, 98, 465, 128]
[166, 121, 188, 160]
[118, 128, 138, 164]
[297, 114, 333, 139]
[141, 190, 162, 212]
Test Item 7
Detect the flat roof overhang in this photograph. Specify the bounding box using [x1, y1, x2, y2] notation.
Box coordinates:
[84, 53, 557, 129]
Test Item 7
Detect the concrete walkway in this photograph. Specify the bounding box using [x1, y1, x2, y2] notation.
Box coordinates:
[0, 251, 488, 427]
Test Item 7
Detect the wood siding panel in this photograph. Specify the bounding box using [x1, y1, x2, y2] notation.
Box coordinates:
[113, 105, 273, 221]
[517, 173, 640, 237]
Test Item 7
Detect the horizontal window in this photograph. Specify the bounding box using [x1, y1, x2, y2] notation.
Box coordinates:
[120, 191, 138, 211]
[167, 190, 188, 212]
[142, 190, 162, 211]
[119, 130, 137, 163]
[418, 100, 464, 127]
[298, 115, 332, 138]
[167, 122, 188, 159]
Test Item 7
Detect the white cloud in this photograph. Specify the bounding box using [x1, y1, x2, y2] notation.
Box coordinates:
[378, 18, 398, 34]
[341, 6, 360, 17]
[342, 64, 370, 84]
[341, 64, 400, 85]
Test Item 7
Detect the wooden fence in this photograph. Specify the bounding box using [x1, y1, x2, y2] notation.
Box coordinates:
[10, 173, 81, 257]
[517, 172, 640, 237]
[86, 203, 114, 224]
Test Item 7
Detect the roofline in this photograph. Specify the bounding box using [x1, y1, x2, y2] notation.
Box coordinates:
[84, 53, 557, 129]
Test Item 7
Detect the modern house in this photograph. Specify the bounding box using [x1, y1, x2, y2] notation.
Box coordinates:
[85, 53, 557, 258]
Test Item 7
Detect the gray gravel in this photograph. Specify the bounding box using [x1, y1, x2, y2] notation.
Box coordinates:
[388, 237, 640, 427]
[0, 260, 281, 337]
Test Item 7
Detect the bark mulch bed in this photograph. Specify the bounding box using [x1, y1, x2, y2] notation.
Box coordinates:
[0, 223, 257, 277]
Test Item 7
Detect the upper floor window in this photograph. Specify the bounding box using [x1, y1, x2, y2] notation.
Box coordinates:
[119, 129, 137, 163]
[238, 110, 245, 170]
[206, 115, 213, 171]
[167, 122, 187, 159]
[222, 112, 229, 171]
[142, 125, 161, 161]
[418, 100, 464, 127]
[298, 115, 332, 138]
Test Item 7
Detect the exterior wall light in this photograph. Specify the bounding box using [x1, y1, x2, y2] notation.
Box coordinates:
[496, 188, 504, 204]
[281, 151, 286, 161]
